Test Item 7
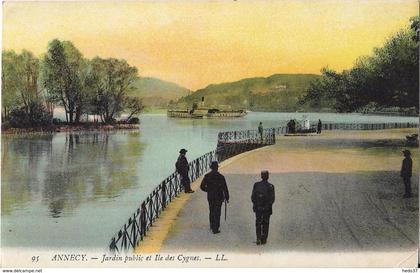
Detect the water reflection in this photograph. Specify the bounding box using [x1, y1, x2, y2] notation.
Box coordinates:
[2, 131, 145, 217]
[1, 134, 53, 215]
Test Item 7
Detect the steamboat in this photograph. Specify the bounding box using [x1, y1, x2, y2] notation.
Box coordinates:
[167, 97, 247, 119]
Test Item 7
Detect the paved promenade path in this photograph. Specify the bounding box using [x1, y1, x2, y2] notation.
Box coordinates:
[140, 129, 419, 266]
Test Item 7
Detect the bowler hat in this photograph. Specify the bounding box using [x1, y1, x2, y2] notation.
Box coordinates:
[402, 149, 411, 155]
[179, 148, 188, 154]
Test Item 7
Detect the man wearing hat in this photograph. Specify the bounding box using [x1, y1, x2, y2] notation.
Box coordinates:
[176, 148, 194, 193]
[200, 161, 229, 234]
[400, 149, 413, 198]
[251, 170, 275, 245]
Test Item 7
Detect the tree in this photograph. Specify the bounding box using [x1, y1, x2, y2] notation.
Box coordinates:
[370, 29, 418, 109]
[88, 57, 138, 123]
[41, 39, 88, 123]
[410, 16, 419, 42]
[2, 50, 40, 120]
[124, 97, 144, 121]
[299, 67, 344, 111]
[2, 50, 21, 119]
[300, 17, 419, 113]
[19, 50, 40, 113]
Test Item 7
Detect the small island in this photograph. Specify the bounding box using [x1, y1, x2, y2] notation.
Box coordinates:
[2, 39, 144, 134]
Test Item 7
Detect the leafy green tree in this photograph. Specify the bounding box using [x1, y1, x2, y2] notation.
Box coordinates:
[124, 97, 144, 121]
[41, 39, 88, 123]
[370, 29, 418, 109]
[410, 16, 419, 42]
[2, 50, 40, 120]
[300, 17, 419, 113]
[88, 57, 138, 123]
[20, 50, 40, 112]
[2, 50, 21, 119]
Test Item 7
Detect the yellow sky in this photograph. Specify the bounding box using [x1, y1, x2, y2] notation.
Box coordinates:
[3, 0, 418, 90]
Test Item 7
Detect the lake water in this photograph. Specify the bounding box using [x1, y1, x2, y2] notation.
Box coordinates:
[1, 112, 418, 250]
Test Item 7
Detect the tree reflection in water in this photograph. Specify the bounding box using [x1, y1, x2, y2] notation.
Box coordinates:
[2, 131, 145, 218]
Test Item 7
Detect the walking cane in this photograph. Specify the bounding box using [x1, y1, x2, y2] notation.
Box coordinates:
[224, 199, 227, 221]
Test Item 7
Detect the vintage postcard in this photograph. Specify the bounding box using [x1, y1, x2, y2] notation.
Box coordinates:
[1, 0, 419, 269]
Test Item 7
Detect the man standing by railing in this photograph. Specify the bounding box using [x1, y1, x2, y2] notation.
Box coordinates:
[258, 122, 264, 141]
[200, 161, 230, 234]
[176, 148, 194, 193]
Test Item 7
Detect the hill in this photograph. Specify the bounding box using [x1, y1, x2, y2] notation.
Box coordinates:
[176, 74, 323, 112]
[129, 77, 191, 106]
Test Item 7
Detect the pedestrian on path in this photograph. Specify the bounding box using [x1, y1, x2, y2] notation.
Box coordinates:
[251, 170, 275, 245]
[200, 161, 230, 234]
[400, 149, 412, 198]
[176, 148, 194, 193]
[287, 119, 296, 134]
[317, 119, 322, 134]
[258, 122, 264, 141]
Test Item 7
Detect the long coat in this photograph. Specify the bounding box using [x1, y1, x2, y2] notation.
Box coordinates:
[251, 180, 275, 215]
[401, 157, 412, 178]
[200, 171, 229, 202]
[176, 154, 189, 177]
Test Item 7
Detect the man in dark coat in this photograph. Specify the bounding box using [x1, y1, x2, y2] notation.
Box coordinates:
[400, 149, 413, 198]
[176, 148, 194, 193]
[287, 119, 293, 134]
[251, 170, 275, 245]
[287, 119, 296, 134]
[317, 119, 322, 134]
[258, 122, 264, 141]
[291, 119, 296, 133]
[200, 161, 229, 234]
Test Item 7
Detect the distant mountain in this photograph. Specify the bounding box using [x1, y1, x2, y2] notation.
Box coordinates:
[129, 77, 191, 106]
[176, 74, 322, 112]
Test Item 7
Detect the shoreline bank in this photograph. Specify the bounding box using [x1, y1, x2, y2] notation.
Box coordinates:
[1, 123, 140, 135]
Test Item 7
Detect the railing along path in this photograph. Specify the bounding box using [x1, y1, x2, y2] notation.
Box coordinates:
[109, 127, 275, 253]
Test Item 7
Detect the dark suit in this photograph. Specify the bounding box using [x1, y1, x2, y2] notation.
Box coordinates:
[251, 180, 275, 243]
[400, 156, 412, 196]
[176, 154, 192, 192]
[258, 124, 264, 141]
[317, 120, 322, 134]
[200, 171, 229, 232]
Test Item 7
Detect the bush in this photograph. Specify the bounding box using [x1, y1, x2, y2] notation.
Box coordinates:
[52, 118, 62, 125]
[127, 117, 140, 124]
[106, 118, 117, 124]
[9, 102, 52, 128]
[1, 120, 12, 131]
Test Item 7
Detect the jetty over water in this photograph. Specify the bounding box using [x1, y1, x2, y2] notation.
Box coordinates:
[110, 122, 418, 266]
